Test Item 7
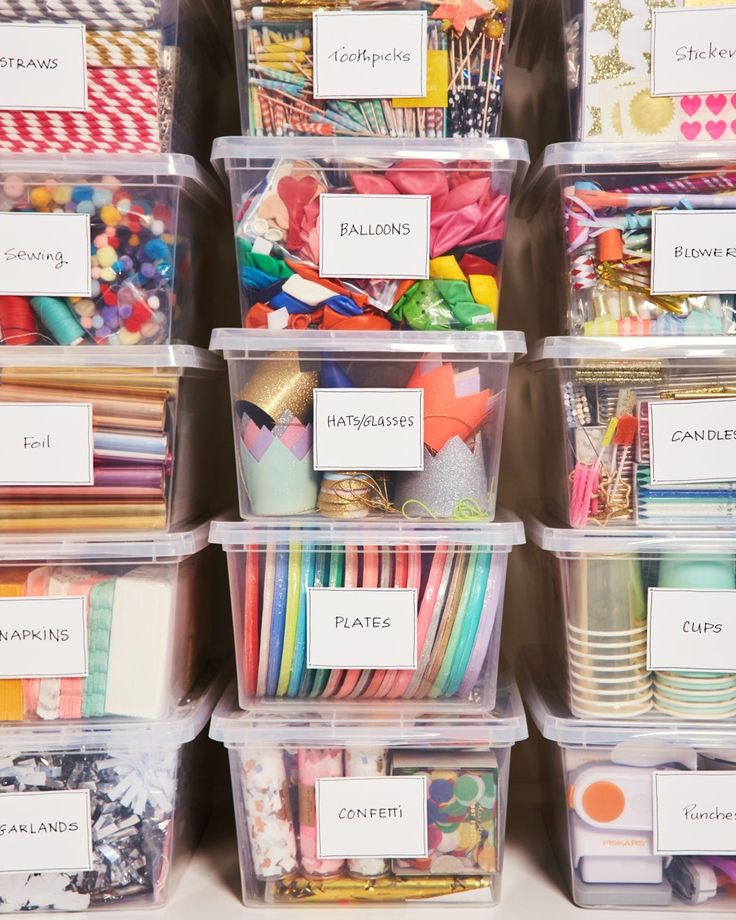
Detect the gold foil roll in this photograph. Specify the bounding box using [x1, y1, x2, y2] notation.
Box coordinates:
[266, 874, 492, 902]
[0, 503, 166, 532]
[237, 353, 318, 427]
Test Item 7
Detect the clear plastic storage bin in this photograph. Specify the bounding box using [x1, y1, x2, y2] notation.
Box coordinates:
[524, 656, 736, 912]
[0, 345, 224, 532]
[0, 522, 216, 722]
[0, 154, 221, 348]
[0, 0, 231, 157]
[529, 336, 736, 528]
[562, 0, 736, 143]
[528, 515, 736, 720]
[211, 328, 524, 522]
[229, 0, 513, 139]
[536, 143, 736, 337]
[210, 678, 527, 908]
[0, 674, 220, 912]
[209, 514, 524, 709]
[212, 137, 528, 332]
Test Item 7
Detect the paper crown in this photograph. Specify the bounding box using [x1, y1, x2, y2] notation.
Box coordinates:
[407, 356, 493, 454]
[239, 412, 319, 516]
[394, 434, 489, 520]
[237, 352, 318, 428]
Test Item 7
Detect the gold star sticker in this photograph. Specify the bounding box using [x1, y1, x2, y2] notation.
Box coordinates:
[642, 51, 651, 71]
[644, 0, 675, 30]
[591, 45, 634, 83]
[587, 106, 603, 136]
[591, 0, 633, 39]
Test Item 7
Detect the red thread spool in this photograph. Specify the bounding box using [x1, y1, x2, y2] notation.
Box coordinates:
[0, 296, 38, 345]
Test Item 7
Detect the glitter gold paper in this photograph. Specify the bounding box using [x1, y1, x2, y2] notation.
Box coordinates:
[591, 45, 634, 83]
[591, 0, 634, 38]
[266, 874, 492, 902]
[587, 105, 603, 135]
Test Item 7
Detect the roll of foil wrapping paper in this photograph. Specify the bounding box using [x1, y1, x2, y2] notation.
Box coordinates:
[265, 874, 492, 902]
[0, 749, 177, 911]
[0, 369, 175, 531]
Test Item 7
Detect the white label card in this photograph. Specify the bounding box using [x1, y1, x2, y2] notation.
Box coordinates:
[0, 596, 88, 678]
[319, 194, 430, 280]
[312, 10, 427, 99]
[0, 790, 93, 873]
[0, 23, 87, 111]
[650, 211, 736, 295]
[653, 771, 736, 855]
[316, 775, 428, 859]
[307, 588, 417, 669]
[648, 398, 736, 484]
[313, 388, 424, 472]
[651, 8, 736, 96]
[647, 588, 736, 672]
[0, 212, 92, 297]
[0, 403, 94, 486]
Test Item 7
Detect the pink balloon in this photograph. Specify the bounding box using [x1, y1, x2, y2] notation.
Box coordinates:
[435, 177, 491, 212]
[351, 174, 398, 195]
[386, 161, 449, 197]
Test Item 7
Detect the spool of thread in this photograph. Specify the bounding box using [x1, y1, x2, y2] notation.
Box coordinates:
[597, 228, 624, 263]
[0, 296, 38, 345]
[30, 297, 86, 346]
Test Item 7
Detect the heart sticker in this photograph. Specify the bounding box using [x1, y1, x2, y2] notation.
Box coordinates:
[680, 96, 702, 117]
[680, 121, 702, 140]
[706, 94, 727, 115]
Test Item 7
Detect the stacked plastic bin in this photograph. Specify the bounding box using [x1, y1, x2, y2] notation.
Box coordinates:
[208, 0, 532, 907]
[0, 2, 230, 911]
[523, 3, 736, 906]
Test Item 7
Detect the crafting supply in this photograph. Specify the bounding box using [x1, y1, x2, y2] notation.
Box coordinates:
[218, 145, 525, 332]
[234, 2, 510, 138]
[0, 172, 186, 346]
[242, 749, 299, 879]
[0, 747, 178, 909]
[344, 747, 390, 878]
[297, 748, 345, 878]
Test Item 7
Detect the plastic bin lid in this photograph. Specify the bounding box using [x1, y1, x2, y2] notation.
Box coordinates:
[211, 135, 530, 175]
[210, 510, 525, 549]
[210, 675, 528, 747]
[528, 335, 736, 365]
[521, 648, 736, 748]
[0, 152, 221, 203]
[0, 670, 226, 750]
[542, 141, 736, 171]
[527, 513, 736, 554]
[210, 327, 526, 359]
[0, 344, 222, 372]
[0, 520, 211, 563]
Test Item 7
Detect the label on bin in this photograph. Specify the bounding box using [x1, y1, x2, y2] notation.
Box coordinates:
[654, 771, 736, 855]
[650, 210, 736, 295]
[316, 775, 428, 859]
[306, 587, 417, 669]
[0, 790, 93, 873]
[0, 403, 94, 486]
[648, 398, 736, 484]
[313, 388, 424, 471]
[312, 10, 427, 99]
[0, 596, 88, 678]
[0, 23, 87, 111]
[647, 588, 736, 672]
[319, 194, 431, 279]
[651, 8, 736, 96]
[0, 212, 92, 297]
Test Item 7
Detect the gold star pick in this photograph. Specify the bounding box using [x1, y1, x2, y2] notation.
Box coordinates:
[587, 105, 603, 135]
[591, 0, 633, 39]
[591, 45, 634, 83]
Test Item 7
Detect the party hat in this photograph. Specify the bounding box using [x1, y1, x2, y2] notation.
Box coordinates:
[237, 352, 318, 428]
[394, 434, 489, 519]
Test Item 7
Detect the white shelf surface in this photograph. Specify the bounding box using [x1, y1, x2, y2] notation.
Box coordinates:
[32, 785, 720, 919]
